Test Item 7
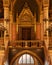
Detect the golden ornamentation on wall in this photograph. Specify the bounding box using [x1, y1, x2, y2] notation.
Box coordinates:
[18, 3, 34, 25]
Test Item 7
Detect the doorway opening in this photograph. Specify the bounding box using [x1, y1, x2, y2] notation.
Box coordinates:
[18, 27, 35, 40]
[22, 27, 31, 40]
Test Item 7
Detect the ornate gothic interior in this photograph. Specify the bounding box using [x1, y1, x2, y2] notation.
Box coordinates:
[0, 0, 52, 65]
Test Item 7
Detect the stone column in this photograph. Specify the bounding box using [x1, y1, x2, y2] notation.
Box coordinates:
[0, 50, 5, 65]
[9, 1, 14, 41]
[10, 11, 13, 41]
[43, 0, 50, 64]
[43, 0, 49, 48]
[34, 13, 36, 32]
[40, 11, 44, 40]
[16, 13, 19, 40]
[3, 0, 10, 63]
[3, 0, 10, 49]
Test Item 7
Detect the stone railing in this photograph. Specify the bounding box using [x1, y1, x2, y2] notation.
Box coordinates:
[9, 40, 45, 48]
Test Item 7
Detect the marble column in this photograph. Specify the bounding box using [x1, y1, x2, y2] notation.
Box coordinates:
[43, 4, 49, 48]
[10, 11, 13, 41]
[3, 0, 10, 64]
[34, 13, 36, 33]
[40, 11, 44, 40]
[3, 0, 10, 49]
[16, 13, 19, 40]
[0, 50, 5, 65]
[9, 1, 14, 41]
[43, 0, 49, 63]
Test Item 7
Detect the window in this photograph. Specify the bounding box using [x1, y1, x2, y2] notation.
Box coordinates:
[13, 54, 41, 65]
[18, 54, 34, 64]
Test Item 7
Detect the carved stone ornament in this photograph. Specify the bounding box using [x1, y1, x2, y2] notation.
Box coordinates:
[3, 0, 9, 6]
[20, 13, 33, 22]
[19, 2, 34, 23]
[4, 0, 8, 4]
[43, 0, 49, 6]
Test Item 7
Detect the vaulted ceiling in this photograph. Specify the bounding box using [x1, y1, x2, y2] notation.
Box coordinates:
[13, 0, 39, 15]
[0, 0, 52, 18]
[13, 0, 40, 22]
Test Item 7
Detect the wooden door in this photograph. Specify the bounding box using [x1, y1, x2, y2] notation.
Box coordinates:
[22, 28, 31, 40]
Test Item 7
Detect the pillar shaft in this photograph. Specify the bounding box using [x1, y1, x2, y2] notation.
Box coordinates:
[43, 6, 49, 48]
[16, 13, 19, 40]
[3, 6, 9, 49]
[0, 51, 5, 65]
[40, 11, 44, 40]
[9, 11, 13, 41]
[3, 1, 10, 64]
[43, 0, 49, 63]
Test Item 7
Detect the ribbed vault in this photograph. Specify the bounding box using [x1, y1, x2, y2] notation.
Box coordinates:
[14, 0, 39, 15]
[13, 0, 40, 22]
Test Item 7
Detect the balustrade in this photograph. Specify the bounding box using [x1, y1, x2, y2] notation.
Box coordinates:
[9, 40, 45, 48]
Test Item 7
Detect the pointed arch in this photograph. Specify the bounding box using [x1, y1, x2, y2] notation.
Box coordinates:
[10, 50, 44, 65]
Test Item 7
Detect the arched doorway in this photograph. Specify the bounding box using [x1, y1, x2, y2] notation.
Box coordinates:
[10, 50, 43, 65]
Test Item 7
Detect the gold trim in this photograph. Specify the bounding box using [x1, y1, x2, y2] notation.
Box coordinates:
[10, 50, 44, 65]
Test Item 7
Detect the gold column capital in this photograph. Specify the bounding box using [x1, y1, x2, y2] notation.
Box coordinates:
[43, 0, 49, 7]
[3, 0, 10, 7]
